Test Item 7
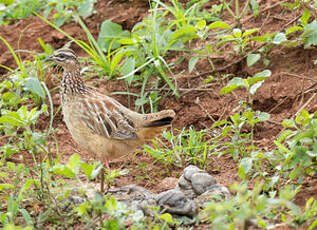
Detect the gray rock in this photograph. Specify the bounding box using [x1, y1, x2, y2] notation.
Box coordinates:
[105, 184, 157, 215]
[63, 165, 230, 223]
[191, 172, 216, 195]
[177, 165, 217, 198]
[176, 174, 196, 198]
[194, 184, 230, 208]
[183, 165, 204, 181]
[156, 189, 197, 217]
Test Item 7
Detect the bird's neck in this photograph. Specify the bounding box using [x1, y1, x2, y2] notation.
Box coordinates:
[61, 67, 86, 96]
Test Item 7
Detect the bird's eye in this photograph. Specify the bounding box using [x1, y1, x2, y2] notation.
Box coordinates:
[58, 54, 66, 58]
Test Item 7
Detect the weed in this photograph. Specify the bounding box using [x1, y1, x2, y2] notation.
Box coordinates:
[144, 127, 210, 169]
[274, 110, 317, 183]
[201, 182, 305, 229]
[0, 0, 96, 26]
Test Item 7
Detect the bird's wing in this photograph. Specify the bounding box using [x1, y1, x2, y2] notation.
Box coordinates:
[77, 95, 138, 140]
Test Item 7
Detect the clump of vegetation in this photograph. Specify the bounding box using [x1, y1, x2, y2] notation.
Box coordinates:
[0, 0, 96, 26]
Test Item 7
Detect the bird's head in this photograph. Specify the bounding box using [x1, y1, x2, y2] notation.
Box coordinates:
[45, 48, 78, 70]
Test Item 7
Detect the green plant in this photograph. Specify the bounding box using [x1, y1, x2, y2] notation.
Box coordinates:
[220, 0, 250, 27]
[0, 38, 52, 162]
[0, 162, 39, 226]
[216, 27, 259, 55]
[0, 0, 45, 24]
[274, 110, 317, 182]
[213, 70, 271, 161]
[43, 0, 96, 27]
[0, 0, 96, 26]
[201, 182, 303, 229]
[291, 197, 317, 228]
[144, 127, 210, 168]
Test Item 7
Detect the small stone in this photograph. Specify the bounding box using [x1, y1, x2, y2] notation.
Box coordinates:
[191, 172, 216, 195]
[177, 174, 192, 190]
[176, 175, 196, 199]
[183, 165, 204, 181]
[194, 184, 231, 208]
[156, 189, 197, 217]
[206, 184, 230, 199]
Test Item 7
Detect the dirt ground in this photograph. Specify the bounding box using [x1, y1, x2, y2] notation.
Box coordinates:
[1, 0, 316, 225]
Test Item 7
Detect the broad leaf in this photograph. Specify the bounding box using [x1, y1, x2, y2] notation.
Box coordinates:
[272, 32, 287, 44]
[24, 77, 46, 99]
[207, 21, 231, 30]
[97, 20, 128, 50]
[302, 21, 317, 48]
[221, 77, 247, 95]
[188, 56, 199, 73]
[247, 53, 261, 67]
[249, 80, 264, 95]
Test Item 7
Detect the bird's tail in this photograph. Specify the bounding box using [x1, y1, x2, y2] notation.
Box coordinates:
[137, 110, 175, 141]
[143, 110, 175, 127]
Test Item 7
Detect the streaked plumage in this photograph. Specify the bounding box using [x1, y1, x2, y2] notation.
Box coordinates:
[45, 48, 175, 191]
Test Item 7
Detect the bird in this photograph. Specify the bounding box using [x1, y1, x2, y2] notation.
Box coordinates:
[45, 47, 175, 192]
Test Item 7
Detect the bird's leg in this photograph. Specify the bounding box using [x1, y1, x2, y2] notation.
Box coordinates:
[100, 157, 110, 193]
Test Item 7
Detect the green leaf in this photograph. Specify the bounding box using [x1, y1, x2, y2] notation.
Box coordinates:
[263, 58, 270, 66]
[203, 75, 214, 84]
[250, 0, 259, 16]
[80, 162, 94, 179]
[295, 110, 310, 125]
[302, 21, 317, 48]
[242, 28, 259, 37]
[0, 172, 8, 178]
[257, 111, 270, 122]
[278, 129, 293, 142]
[160, 213, 173, 223]
[110, 51, 125, 73]
[97, 20, 125, 50]
[249, 80, 264, 95]
[300, 8, 311, 26]
[207, 21, 231, 30]
[91, 164, 103, 179]
[188, 56, 199, 73]
[0, 113, 25, 127]
[254, 70, 271, 78]
[289, 163, 304, 180]
[241, 158, 253, 173]
[233, 28, 242, 38]
[24, 77, 46, 99]
[53, 165, 76, 178]
[0, 184, 14, 191]
[196, 19, 206, 30]
[282, 119, 296, 128]
[308, 219, 317, 230]
[68, 153, 80, 171]
[274, 140, 292, 154]
[135, 97, 148, 107]
[285, 26, 303, 36]
[272, 32, 287, 44]
[243, 111, 254, 121]
[221, 77, 247, 95]
[247, 53, 261, 67]
[19, 208, 33, 225]
[121, 57, 135, 85]
[78, 0, 95, 18]
[117, 38, 134, 45]
[170, 25, 197, 40]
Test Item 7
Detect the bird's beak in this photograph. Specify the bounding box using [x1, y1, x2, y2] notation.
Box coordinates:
[44, 56, 54, 62]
